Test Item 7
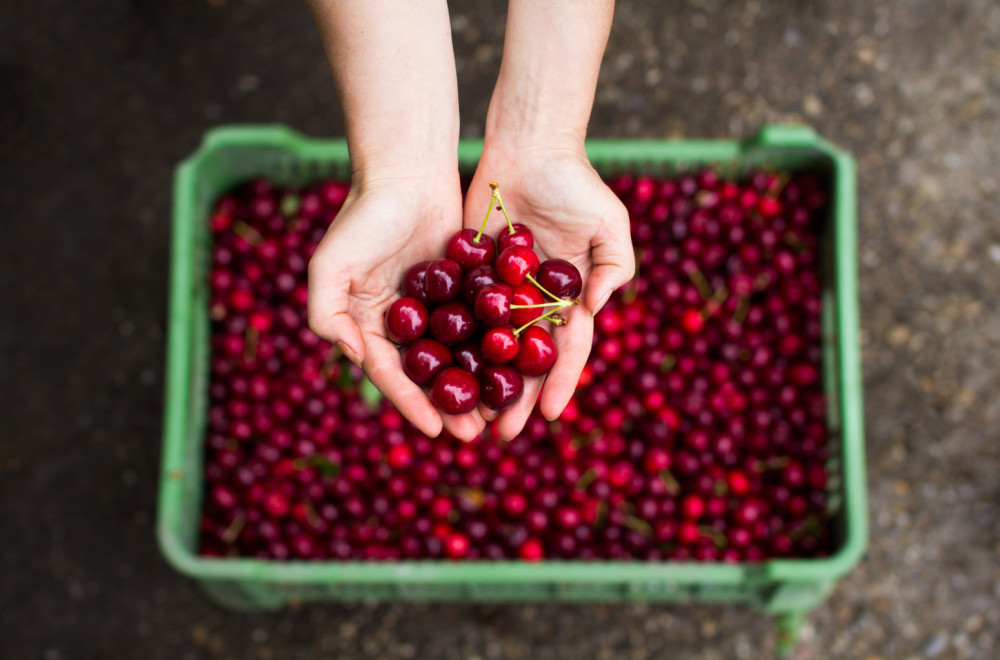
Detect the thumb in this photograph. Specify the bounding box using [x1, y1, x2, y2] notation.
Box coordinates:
[307, 262, 366, 366]
[584, 205, 636, 315]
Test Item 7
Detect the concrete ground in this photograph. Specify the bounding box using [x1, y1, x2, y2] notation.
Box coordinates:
[2, 0, 999, 658]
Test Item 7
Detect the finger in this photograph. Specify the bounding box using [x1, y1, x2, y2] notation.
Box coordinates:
[308, 261, 366, 365]
[442, 408, 487, 442]
[584, 201, 635, 316]
[539, 304, 593, 421]
[477, 403, 500, 422]
[362, 335, 444, 438]
[495, 375, 544, 440]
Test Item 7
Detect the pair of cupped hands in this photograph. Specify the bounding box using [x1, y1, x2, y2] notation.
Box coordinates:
[307, 145, 635, 442]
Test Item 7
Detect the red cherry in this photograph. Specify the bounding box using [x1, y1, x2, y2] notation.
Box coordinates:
[424, 258, 463, 303]
[681, 309, 704, 334]
[384, 297, 428, 344]
[453, 341, 485, 377]
[513, 326, 557, 376]
[496, 246, 540, 286]
[473, 283, 512, 327]
[430, 368, 480, 414]
[481, 326, 519, 364]
[497, 223, 534, 252]
[510, 282, 545, 327]
[401, 260, 432, 303]
[518, 538, 544, 561]
[446, 228, 497, 270]
[536, 259, 583, 299]
[402, 338, 453, 385]
[444, 532, 470, 559]
[479, 365, 524, 410]
[429, 302, 478, 345]
[462, 264, 500, 305]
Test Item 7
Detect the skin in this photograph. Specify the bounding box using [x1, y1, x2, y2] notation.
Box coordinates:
[465, 0, 634, 437]
[307, 0, 632, 440]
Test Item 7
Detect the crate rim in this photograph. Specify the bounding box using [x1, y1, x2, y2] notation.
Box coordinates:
[158, 123, 867, 588]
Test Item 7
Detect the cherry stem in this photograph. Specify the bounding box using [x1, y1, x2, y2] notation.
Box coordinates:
[510, 300, 573, 310]
[525, 274, 565, 303]
[474, 188, 496, 243]
[733, 297, 750, 324]
[623, 515, 653, 536]
[513, 308, 565, 336]
[244, 327, 259, 362]
[221, 513, 245, 544]
[233, 220, 262, 246]
[685, 267, 712, 300]
[659, 469, 681, 496]
[699, 525, 728, 549]
[488, 182, 515, 234]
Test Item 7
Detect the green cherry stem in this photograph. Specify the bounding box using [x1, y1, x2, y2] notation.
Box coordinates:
[510, 300, 574, 310]
[473, 187, 496, 244]
[513, 308, 566, 336]
[525, 273, 564, 303]
[488, 182, 515, 234]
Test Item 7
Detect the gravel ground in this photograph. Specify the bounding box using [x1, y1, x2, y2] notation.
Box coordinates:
[2, 1, 999, 658]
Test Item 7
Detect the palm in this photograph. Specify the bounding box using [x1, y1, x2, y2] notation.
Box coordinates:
[310, 184, 487, 440]
[463, 149, 633, 438]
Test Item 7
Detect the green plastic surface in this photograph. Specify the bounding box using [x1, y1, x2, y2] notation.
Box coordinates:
[158, 125, 867, 634]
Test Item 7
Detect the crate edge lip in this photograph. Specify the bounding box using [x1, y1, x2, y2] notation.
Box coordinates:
[157, 123, 867, 587]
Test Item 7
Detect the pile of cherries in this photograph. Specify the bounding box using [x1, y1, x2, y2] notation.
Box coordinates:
[386, 183, 581, 414]
[199, 169, 834, 562]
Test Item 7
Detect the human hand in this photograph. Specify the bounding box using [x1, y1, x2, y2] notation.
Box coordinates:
[463, 145, 635, 438]
[309, 177, 487, 441]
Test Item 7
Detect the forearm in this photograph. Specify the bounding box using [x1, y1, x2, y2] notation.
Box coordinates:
[306, 0, 460, 182]
[485, 0, 615, 153]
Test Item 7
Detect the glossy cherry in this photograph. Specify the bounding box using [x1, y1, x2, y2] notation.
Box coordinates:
[453, 341, 485, 377]
[462, 264, 500, 305]
[536, 258, 583, 300]
[384, 297, 428, 344]
[497, 223, 534, 252]
[424, 258, 463, 303]
[430, 368, 480, 414]
[496, 246, 540, 286]
[446, 228, 497, 270]
[429, 302, 478, 345]
[402, 338, 453, 385]
[401, 260, 432, 303]
[480, 365, 524, 411]
[513, 326, 557, 376]
[509, 282, 545, 327]
[481, 327, 519, 364]
[473, 283, 512, 327]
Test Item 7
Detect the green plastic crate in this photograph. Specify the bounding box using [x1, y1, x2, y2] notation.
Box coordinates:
[157, 124, 867, 653]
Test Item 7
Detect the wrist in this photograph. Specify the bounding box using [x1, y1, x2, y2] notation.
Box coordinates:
[482, 75, 589, 158]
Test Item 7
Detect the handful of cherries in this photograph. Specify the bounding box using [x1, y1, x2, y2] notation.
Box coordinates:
[384, 183, 582, 415]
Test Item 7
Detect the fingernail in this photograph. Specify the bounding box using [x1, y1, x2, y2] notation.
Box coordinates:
[592, 290, 613, 316]
[337, 341, 361, 366]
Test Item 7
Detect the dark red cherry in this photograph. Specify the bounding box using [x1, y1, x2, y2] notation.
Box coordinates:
[510, 282, 545, 327]
[497, 223, 534, 252]
[429, 301, 478, 345]
[473, 283, 512, 327]
[446, 229, 496, 270]
[424, 258, 463, 303]
[453, 341, 485, 377]
[401, 260, 432, 304]
[430, 367, 480, 414]
[462, 265, 500, 305]
[402, 338, 453, 385]
[481, 327, 519, 364]
[496, 246, 540, 286]
[384, 297, 428, 344]
[513, 326, 557, 376]
[536, 258, 583, 299]
[480, 365, 524, 411]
